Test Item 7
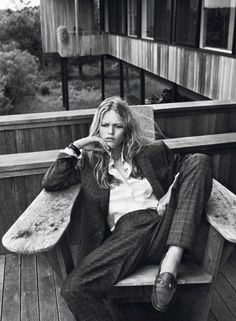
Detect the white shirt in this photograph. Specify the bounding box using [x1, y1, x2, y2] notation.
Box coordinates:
[62, 147, 158, 231]
[107, 156, 158, 231]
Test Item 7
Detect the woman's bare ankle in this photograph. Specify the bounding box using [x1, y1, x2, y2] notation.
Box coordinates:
[160, 246, 184, 278]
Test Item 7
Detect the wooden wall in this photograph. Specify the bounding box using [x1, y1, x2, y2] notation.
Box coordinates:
[1, 135, 236, 254]
[40, 0, 75, 53]
[40, 1, 236, 100]
[45, 32, 236, 101]
[153, 100, 236, 138]
[0, 101, 236, 154]
[108, 35, 236, 101]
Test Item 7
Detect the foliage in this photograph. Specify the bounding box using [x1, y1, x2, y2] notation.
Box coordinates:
[38, 83, 50, 96]
[0, 6, 42, 64]
[0, 49, 39, 114]
[9, 0, 33, 11]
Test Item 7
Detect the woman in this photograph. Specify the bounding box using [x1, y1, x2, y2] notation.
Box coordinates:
[42, 96, 213, 321]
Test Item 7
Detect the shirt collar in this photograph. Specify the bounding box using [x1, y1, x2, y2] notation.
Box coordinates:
[108, 147, 132, 177]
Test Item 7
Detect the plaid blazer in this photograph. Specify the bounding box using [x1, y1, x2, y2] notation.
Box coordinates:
[42, 141, 179, 261]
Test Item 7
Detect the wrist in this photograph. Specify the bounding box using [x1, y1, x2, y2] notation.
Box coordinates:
[68, 143, 81, 156]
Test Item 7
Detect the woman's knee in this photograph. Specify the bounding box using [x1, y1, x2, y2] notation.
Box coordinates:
[182, 153, 212, 172]
[61, 274, 87, 302]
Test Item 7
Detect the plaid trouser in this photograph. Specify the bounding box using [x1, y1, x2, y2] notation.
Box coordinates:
[61, 154, 213, 321]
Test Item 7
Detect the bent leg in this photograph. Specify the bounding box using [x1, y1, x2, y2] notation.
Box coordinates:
[167, 153, 213, 249]
[61, 210, 160, 321]
[146, 153, 213, 263]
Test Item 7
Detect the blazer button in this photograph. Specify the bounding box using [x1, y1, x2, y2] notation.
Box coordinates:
[96, 231, 103, 238]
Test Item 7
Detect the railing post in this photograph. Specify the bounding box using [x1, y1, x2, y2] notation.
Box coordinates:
[140, 69, 145, 104]
[101, 55, 105, 100]
[119, 60, 124, 98]
[61, 57, 69, 110]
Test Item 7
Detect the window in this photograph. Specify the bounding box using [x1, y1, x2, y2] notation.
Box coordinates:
[103, 0, 109, 32]
[141, 0, 155, 38]
[108, 0, 118, 33]
[175, 0, 200, 46]
[102, 0, 127, 35]
[200, 0, 236, 53]
[155, 0, 172, 42]
[127, 0, 138, 36]
[118, 0, 127, 34]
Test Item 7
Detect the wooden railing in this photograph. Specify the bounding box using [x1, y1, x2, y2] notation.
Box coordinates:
[1, 133, 236, 254]
[1, 100, 236, 154]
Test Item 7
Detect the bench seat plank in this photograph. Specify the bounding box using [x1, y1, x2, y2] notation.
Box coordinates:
[2, 184, 81, 254]
[115, 263, 212, 287]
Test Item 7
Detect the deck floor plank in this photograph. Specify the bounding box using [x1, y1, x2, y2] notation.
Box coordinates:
[215, 273, 236, 318]
[53, 272, 75, 321]
[0, 255, 5, 319]
[37, 253, 59, 321]
[211, 289, 236, 321]
[21, 254, 39, 321]
[0, 249, 235, 321]
[1, 254, 21, 321]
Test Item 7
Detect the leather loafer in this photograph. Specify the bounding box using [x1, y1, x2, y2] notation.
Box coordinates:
[151, 272, 177, 312]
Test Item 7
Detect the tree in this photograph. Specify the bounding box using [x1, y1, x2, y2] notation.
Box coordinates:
[0, 6, 43, 65]
[9, 0, 34, 11]
[0, 49, 39, 114]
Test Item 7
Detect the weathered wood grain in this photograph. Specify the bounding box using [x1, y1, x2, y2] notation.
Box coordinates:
[0, 255, 5, 318]
[1, 254, 21, 321]
[1, 101, 236, 154]
[2, 184, 81, 254]
[54, 272, 76, 321]
[21, 255, 40, 321]
[207, 180, 236, 243]
[37, 253, 58, 321]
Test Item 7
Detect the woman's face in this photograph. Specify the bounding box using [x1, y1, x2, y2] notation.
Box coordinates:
[99, 109, 125, 150]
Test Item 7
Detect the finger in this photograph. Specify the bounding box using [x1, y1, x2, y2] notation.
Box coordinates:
[97, 139, 110, 153]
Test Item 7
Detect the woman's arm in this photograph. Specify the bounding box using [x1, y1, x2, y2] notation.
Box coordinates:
[42, 152, 81, 191]
[42, 136, 110, 191]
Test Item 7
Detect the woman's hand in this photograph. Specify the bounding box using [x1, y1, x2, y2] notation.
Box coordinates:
[73, 136, 110, 153]
[157, 190, 171, 216]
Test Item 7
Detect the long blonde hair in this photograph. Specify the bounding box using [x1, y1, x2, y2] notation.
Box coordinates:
[85, 96, 151, 188]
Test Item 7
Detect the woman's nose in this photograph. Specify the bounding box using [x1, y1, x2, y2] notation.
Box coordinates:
[108, 126, 114, 134]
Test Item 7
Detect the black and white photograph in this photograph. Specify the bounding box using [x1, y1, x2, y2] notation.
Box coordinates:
[0, 1, 236, 320]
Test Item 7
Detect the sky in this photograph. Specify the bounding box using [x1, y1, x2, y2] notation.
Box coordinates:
[0, 0, 40, 10]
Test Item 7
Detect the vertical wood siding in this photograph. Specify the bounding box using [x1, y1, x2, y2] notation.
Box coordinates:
[107, 35, 236, 101]
[40, 1, 236, 100]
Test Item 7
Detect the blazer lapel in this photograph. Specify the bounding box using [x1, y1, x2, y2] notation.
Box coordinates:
[136, 153, 165, 200]
[99, 187, 110, 219]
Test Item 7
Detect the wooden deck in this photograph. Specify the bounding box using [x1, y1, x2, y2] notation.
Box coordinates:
[0, 249, 235, 321]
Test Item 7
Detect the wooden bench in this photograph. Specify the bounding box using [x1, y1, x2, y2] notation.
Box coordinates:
[2, 133, 236, 321]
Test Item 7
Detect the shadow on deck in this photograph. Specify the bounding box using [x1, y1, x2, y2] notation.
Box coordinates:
[0, 249, 235, 321]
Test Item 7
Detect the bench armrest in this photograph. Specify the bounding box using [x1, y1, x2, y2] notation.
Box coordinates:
[207, 179, 236, 243]
[3, 178, 236, 255]
[2, 184, 81, 254]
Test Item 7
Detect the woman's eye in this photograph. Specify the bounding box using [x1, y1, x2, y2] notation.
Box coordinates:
[101, 123, 108, 127]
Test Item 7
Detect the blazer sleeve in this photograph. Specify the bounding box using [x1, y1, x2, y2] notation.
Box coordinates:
[161, 141, 181, 177]
[42, 152, 81, 191]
